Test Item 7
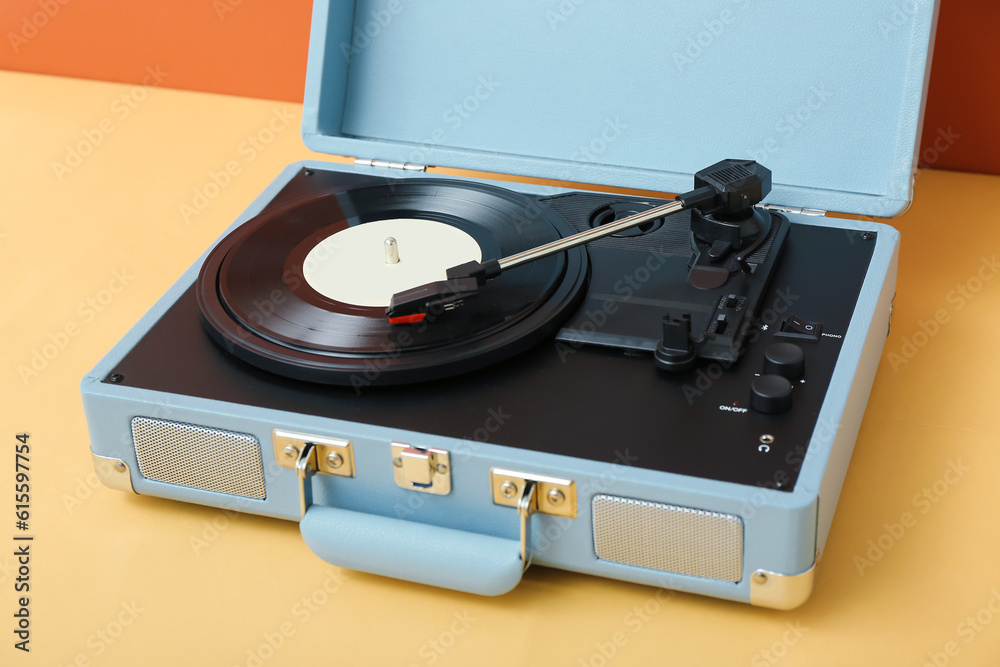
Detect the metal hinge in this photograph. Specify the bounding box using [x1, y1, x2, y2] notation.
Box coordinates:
[490, 468, 577, 571]
[490, 468, 577, 518]
[273, 430, 356, 518]
[758, 204, 826, 216]
[274, 430, 355, 477]
[354, 157, 427, 172]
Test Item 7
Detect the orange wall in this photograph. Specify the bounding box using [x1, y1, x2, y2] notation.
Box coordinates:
[918, 0, 1000, 175]
[1, 0, 996, 175]
[0, 0, 313, 102]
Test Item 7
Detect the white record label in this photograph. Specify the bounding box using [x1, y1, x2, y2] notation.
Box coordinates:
[302, 218, 483, 308]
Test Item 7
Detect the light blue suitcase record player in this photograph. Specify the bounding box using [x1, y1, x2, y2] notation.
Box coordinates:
[82, 0, 939, 608]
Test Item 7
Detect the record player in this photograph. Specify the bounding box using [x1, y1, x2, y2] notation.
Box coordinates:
[81, 0, 939, 608]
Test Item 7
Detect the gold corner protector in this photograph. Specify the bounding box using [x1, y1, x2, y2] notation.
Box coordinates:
[92, 453, 136, 494]
[749, 562, 816, 610]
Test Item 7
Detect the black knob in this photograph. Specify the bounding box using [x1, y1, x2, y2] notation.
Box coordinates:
[763, 343, 805, 380]
[751, 375, 793, 414]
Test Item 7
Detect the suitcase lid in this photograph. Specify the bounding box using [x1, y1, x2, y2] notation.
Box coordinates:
[302, 0, 939, 217]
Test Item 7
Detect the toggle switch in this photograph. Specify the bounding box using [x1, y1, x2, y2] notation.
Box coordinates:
[776, 315, 822, 341]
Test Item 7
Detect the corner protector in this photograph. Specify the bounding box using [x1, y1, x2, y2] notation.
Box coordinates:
[92, 452, 137, 495]
[749, 562, 816, 610]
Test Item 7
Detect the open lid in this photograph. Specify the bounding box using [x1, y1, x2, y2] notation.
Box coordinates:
[302, 0, 939, 217]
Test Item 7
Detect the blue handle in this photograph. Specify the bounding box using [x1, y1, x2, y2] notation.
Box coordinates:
[300, 505, 523, 596]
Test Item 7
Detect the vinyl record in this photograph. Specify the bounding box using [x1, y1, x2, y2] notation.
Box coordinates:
[196, 177, 589, 386]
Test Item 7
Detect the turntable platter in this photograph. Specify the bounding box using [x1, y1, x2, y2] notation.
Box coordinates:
[196, 177, 589, 386]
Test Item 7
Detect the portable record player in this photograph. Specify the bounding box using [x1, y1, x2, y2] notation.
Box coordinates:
[81, 0, 939, 608]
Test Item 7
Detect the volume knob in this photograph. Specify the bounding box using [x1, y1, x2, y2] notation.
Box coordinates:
[763, 343, 805, 380]
[750, 375, 793, 414]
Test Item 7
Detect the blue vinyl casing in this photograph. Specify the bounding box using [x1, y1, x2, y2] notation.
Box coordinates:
[83, 0, 932, 604]
[83, 160, 899, 604]
[303, 0, 938, 217]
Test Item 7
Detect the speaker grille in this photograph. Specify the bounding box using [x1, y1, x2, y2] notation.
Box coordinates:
[592, 495, 743, 582]
[131, 417, 266, 499]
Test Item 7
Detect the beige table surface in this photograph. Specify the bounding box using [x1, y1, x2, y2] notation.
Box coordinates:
[1, 69, 999, 666]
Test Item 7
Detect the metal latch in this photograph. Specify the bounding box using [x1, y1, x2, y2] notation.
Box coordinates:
[392, 442, 451, 495]
[490, 468, 577, 570]
[273, 430, 355, 518]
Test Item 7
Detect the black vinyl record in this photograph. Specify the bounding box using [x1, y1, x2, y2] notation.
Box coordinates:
[196, 177, 589, 386]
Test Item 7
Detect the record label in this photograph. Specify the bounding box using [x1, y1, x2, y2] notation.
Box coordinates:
[301, 218, 483, 308]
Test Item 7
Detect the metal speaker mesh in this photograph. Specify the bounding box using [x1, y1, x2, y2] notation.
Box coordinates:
[592, 495, 743, 582]
[131, 417, 266, 499]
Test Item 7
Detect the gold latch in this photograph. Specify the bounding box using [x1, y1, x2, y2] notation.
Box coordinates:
[489, 468, 577, 571]
[392, 442, 451, 495]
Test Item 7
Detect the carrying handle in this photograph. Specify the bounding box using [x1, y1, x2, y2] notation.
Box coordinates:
[294, 443, 525, 596]
[300, 505, 524, 596]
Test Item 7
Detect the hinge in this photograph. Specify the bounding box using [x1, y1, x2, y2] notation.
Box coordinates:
[490, 468, 577, 571]
[490, 468, 577, 518]
[273, 430, 355, 478]
[758, 204, 826, 216]
[354, 157, 427, 172]
[274, 430, 356, 519]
